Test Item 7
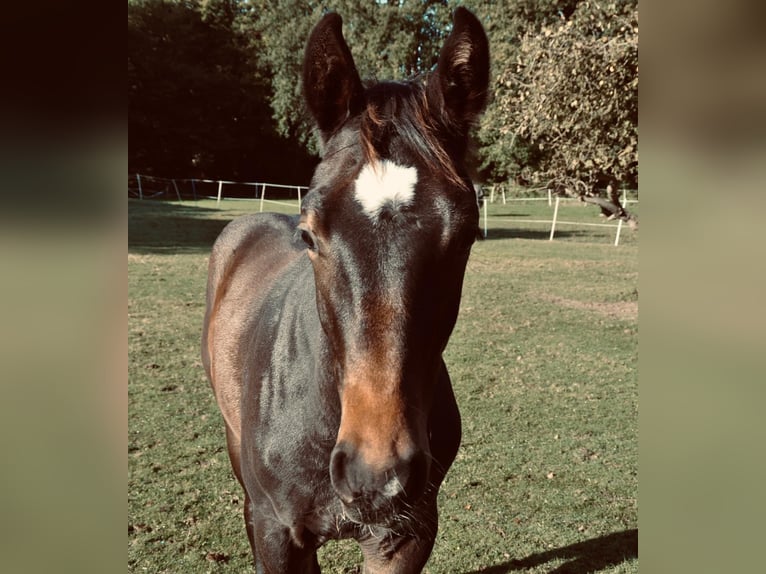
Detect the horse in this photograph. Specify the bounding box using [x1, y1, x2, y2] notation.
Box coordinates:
[201, 8, 489, 573]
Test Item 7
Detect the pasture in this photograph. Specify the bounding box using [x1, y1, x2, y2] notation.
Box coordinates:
[128, 197, 637, 573]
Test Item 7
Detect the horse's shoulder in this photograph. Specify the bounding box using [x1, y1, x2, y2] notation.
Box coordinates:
[203, 212, 304, 440]
[213, 212, 299, 259]
[207, 213, 299, 285]
[205, 211, 303, 335]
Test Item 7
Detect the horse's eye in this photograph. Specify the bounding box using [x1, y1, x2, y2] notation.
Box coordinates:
[300, 228, 319, 253]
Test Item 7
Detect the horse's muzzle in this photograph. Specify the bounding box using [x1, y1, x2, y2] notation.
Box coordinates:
[329, 441, 429, 513]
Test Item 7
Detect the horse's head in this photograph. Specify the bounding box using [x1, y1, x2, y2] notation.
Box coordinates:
[300, 8, 489, 520]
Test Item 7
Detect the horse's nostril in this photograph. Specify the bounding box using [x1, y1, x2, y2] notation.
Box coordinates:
[329, 443, 356, 504]
[330, 441, 430, 506]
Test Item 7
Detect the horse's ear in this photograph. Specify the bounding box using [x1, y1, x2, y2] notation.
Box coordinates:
[428, 7, 490, 134]
[303, 13, 364, 141]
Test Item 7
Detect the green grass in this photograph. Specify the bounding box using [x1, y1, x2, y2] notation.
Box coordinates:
[129, 198, 637, 573]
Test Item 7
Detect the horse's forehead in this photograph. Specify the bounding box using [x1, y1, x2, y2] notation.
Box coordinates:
[312, 128, 470, 228]
[353, 160, 418, 220]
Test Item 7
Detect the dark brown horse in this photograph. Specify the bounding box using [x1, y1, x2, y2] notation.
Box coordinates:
[201, 8, 489, 573]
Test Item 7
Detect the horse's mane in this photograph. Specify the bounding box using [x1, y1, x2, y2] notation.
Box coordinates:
[359, 79, 465, 188]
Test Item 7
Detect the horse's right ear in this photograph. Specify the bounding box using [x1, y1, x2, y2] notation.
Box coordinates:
[303, 13, 364, 142]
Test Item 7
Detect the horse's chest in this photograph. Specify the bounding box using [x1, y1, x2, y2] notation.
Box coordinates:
[303, 497, 364, 542]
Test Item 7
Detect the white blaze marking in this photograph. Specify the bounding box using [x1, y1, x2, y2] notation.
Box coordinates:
[354, 160, 418, 219]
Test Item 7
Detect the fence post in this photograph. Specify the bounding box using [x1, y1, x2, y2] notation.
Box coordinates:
[136, 173, 143, 200]
[259, 184, 266, 212]
[549, 196, 560, 241]
[483, 197, 488, 238]
[614, 218, 623, 246]
[191, 179, 197, 201]
[172, 179, 182, 202]
[216, 181, 223, 205]
[548, 187, 552, 206]
[296, 186, 302, 210]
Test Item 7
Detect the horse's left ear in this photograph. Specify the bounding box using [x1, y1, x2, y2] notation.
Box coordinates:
[428, 7, 490, 135]
[303, 13, 364, 142]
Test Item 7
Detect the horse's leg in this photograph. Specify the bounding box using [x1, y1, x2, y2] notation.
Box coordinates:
[244, 492, 258, 567]
[222, 425, 258, 559]
[251, 517, 320, 574]
[358, 517, 437, 574]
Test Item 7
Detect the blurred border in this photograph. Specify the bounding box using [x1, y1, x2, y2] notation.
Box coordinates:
[0, 2, 125, 573]
[641, 1, 765, 572]
[4, 0, 765, 572]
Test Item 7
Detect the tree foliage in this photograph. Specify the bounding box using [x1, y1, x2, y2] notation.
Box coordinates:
[241, 0, 453, 154]
[128, 0, 638, 192]
[128, 0, 316, 182]
[478, 0, 638, 191]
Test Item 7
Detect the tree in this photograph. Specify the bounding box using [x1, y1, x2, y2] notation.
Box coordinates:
[480, 0, 637, 208]
[128, 0, 316, 183]
[128, 0, 639, 208]
[240, 0, 453, 154]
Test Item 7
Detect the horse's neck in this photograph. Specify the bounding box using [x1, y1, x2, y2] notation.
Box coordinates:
[282, 261, 342, 419]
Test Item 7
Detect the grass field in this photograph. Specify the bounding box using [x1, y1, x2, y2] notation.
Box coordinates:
[129, 196, 638, 573]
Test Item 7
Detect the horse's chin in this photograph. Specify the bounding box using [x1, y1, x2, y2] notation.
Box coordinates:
[340, 495, 411, 530]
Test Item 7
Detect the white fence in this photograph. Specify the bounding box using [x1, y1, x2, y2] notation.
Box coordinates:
[128, 173, 307, 212]
[479, 186, 638, 246]
[129, 174, 637, 246]
[486, 184, 638, 207]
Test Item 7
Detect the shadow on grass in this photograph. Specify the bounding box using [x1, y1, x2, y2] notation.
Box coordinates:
[466, 529, 637, 574]
[128, 199, 233, 254]
[481, 228, 591, 241]
[485, 211, 531, 218]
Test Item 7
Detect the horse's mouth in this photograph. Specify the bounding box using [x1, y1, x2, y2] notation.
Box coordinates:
[339, 493, 410, 529]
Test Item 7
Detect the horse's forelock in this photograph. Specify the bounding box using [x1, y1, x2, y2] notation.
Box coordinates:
[358, 80, 465, 189]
